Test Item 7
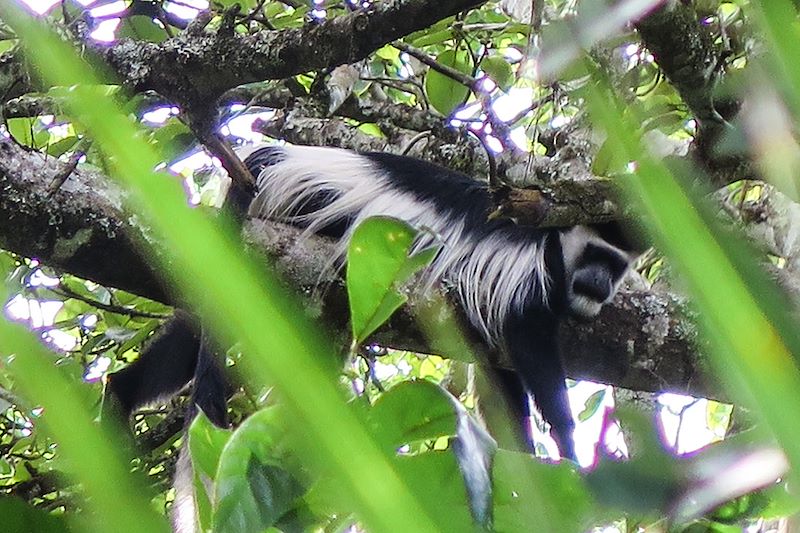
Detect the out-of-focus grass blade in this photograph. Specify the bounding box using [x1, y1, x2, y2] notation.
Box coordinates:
[585, 83, 800, 482]
[537, 0, 663, 80]
[1, 6, 444, 532]
[0, 305, 168, 533]
[747, 1, 800, 201]
[751, 1, 800, 116]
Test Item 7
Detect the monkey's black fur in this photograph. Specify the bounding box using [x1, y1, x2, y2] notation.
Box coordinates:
[107, 145, 636, 461]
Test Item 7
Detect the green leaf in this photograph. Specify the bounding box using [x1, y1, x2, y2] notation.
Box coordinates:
[116, 319, 161, 356]
[577, 389, 606, 422]
[0, 40, 16, 55]
[538, 19, 590, 82]
[188, 410, 233, 480]
[45, 136, 78, 157]
[493, 450, 591, 533]
[410, 29, 453, 47]
[591, 136, 631, 175]
[758, 480, 800, 518]
[346, 216, 438, 345]
[375, 44, 400, 62]
[216, 0, 258, 9]
[149, 117, 195, 161]
[7, 118, 36, 147]
[370, 378, 495, 526]
[214, 408, 305, 533]
[0, 497, 71, 533]
[369, 380, 457, 449]
[396, 452, 475, 531]
[357, 122, 385, 138]
[480, 56, 515, 91]
[188, 411, 233, 530]
[585, 409, 680, 514]
[117, 15, 168, 43]
[424, 49, 473, 115]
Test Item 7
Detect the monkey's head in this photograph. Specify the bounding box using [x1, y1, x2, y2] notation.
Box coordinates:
[559, 223, 642, 319]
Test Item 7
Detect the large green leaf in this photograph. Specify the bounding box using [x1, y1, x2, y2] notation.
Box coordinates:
[0, 497, 71, 533]
[480, 56, 515, 92]
[214, 408, 305, 533]
[369, 380, 457, 449]
[346, 216, 438, 346]
[188, 412, 233, 531]
[424, 49, 473, 115]
[396, 452, 476, 532]
[7, 118, 49, 149]
[585, 409, 679, 515]
[493, 450, 591, 533]
[117, 15, 168, 42]
[369, 381, 496, 527]
[148, 117, 194, 161]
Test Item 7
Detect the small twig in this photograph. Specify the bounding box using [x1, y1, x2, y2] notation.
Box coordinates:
[673, 398, 701, 452]
[400, 130, 432, 154]
[532, 0, 543, 32]
[393, 41, 527, 152]
[0, 388, 24, 410]
[472, 130, 498, 187]
[165, 0, 203, 9]
[361, 75, 425, 94]
[155, 12, 175, 38]
[47, 138, 92, 197]
[393, 41, 478, 89]
[202, 133, 257, 194]
[185, 10, 213, 35]
[237, 0, 274, 29]
[359, 352, 385, 393]
[59, 0, 71, 25]
[46, 285, 171, 319]
[506, 91, 556, 127]
[361, 75, 423, 89]
[361, 77, 423, 101]
[459, 23, 509, 32]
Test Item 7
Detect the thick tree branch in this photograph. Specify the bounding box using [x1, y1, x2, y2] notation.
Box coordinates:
[97, 0, 484, 108]
[1, 0, 484, 130]
[2, 94, 60, 119]
[0, 137, 718, 400]
[220, 84, 442, 133]
[0, 47, 37, 103]
[490, 176, 626, 227]
[634, 0, 753, 186]
[252, 107, 491, 174]
[635, 1, 727, 129]
[0, 137, 170, 301]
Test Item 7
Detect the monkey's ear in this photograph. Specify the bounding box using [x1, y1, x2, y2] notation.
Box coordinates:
[105, 311, 201, 419]
[590, 220, 649, 255]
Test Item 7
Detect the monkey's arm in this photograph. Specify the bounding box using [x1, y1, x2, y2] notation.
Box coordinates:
[504, 309, 576, 461]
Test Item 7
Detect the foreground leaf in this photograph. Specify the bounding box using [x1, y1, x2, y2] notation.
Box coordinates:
[347, 216, 438, 345]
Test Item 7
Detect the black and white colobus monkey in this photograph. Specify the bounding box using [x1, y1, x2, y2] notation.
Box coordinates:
[107, 144, 637, 461]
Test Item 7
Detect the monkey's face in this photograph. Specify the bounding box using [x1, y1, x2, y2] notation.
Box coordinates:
[559, 226, 635, 319]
